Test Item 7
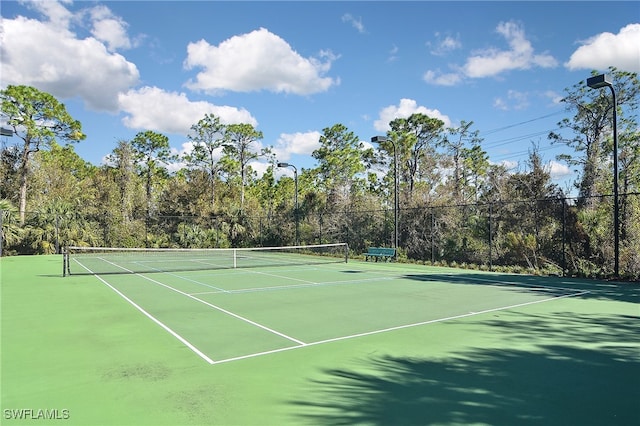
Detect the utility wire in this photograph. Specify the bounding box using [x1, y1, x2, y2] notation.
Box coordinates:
[479, 110, 564, 136]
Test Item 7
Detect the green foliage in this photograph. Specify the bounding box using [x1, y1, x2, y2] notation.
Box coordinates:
[0, 199, 22, 252]
[549, 67, 639, 204]
[185, 114, 226, 210]
[389, 113, 445, 200]
[131, 130, 174, 216]
[313, 123, 373, 204]
[2, 84, 638, 279]
[0, 85, 85, 223]
[223, 123, 266, 210]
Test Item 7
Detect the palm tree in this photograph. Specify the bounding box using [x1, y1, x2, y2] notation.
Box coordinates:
[0, 199, 23, 255]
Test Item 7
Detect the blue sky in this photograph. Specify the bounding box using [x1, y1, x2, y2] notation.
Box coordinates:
[2, 1, 639, 193]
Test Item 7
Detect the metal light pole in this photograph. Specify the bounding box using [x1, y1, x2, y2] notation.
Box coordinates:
[371, 136, 398, 258]
[277, 162, 299, 246]
[587, 73, 619, 278]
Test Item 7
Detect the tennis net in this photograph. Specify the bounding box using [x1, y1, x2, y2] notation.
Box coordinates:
[63, 243, 349, 276]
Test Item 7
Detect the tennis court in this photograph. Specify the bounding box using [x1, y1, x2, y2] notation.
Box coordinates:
[2, 248, 639, 425]
[63, 245, 586, 365]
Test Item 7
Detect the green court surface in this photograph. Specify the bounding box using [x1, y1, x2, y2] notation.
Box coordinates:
[1, 254, 639, 425]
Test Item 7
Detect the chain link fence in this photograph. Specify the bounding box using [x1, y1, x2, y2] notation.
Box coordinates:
[2, 193, 638, 279]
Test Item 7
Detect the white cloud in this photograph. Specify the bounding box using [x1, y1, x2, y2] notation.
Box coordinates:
[374, 98, 452, 132]
[543, 90, 563, 105]
[565, 23, 640, 72]
[21, 0, 74, 29]
[166, 141, 195, 172]
[88, 5, 133, 51]
[425, 21, 557, 86]
[184, 28, 339, 95]
[1, 1, 139, 111]
[464, 21, 557, 78]
[496, 159, 519, 171]
[272, 131, 322, 162]
[388, 44, 399, 62]
[493, 90, 529, 111]
[118, 86, 257, 134]
[547, 160, 572, 180]
[429, 32, 462, 56]
[423, 70, 463, 86]
[171, 141, 197, 159]
[342, 13, 366, 34]
[249, 160, 271, 178]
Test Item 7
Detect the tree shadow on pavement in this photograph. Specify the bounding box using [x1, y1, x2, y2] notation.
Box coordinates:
[290, 311, 639, 426]
[402, 272, 640, 303]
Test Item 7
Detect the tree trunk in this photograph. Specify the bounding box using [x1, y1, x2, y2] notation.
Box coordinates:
[18, 147, 31, 225]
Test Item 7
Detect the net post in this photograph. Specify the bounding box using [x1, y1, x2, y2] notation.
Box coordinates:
[62, 247, 68, 277]
[233, 249, 237, 268]
[345, 243, 349, 263]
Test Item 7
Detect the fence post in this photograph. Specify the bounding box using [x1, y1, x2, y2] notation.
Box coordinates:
[0, 209, 3, 258]
[562, 197, 566, 276]
[488, 203, 493, 271]
[55, 214, 60, 254]
[430, 208, 435, 263]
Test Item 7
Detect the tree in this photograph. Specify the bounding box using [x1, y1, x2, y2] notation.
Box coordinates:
[222, 123, 266, 210]
[549, 67, 639, 207]
[461, 144, 490, 203]
[130, 130, 174, 218]
[0, 199, 22, 254]
[0, 85, 85, 224]
[617, 113, 640, 247]
[105, 140, 141, 223]
[29, 142, 96, 213]
[312, 123, 373, 205]
[184, 114, 225, 212]
[0, 144, 20, 202]
[440, 120, 484, 203]
[388, 113, 445, 201]
[549, 68, 639, 275]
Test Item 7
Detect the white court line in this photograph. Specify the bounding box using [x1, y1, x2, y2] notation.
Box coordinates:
[136, 273, 307, 346]
[77, 258, 591, 366]
[73, 259, 215, 364]
[245, 269, 316, 284]
[210, 289, 590, 365]
[139, 267, 229, 294]
[81, 258, 306, 357]
[191, 275, 395, 296]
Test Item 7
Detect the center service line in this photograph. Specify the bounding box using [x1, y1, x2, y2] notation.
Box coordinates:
[137, 273, 307, 346]
[75, 261, 215, 364]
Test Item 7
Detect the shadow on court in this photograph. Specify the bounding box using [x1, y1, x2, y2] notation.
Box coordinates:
[402, 272, 640, 303]
[290, 311, 639, 426]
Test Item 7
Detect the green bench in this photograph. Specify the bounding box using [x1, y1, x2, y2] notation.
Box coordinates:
[364, 247, 396, 262]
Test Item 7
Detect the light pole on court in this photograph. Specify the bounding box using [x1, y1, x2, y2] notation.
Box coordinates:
[277, 162, 299, 246]
[586, 73, 619, 278]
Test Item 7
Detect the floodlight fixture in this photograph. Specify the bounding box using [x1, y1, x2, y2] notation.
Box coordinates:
[587, 74, 612, 89]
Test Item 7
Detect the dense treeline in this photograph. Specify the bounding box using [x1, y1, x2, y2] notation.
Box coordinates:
[1, 68, 639, 279]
